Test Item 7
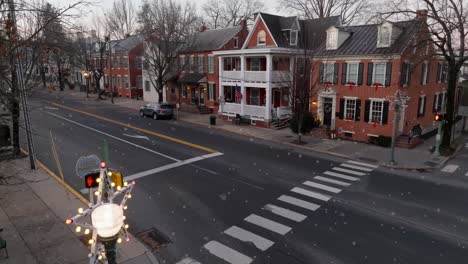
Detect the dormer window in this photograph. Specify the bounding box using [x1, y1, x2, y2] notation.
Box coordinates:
[326, 28, 337, 50]
[377, 24, 391, 47]
[290, 30, 298, 46]
[257, 30, 266, 45]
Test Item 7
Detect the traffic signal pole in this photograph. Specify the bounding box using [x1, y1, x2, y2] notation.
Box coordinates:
[434, 120, 442, 156]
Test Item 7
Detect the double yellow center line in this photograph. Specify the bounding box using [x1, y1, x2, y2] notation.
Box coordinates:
[49, 102, 218, 154]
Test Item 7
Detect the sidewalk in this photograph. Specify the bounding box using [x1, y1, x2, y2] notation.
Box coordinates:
[0, 157, 159, 264]
[53, 89, 468, 170]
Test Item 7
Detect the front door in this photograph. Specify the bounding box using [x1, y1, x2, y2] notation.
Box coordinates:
[323, 97, 333, 126]
[273, 90, 281, 108]
[199, 87, 205, 106]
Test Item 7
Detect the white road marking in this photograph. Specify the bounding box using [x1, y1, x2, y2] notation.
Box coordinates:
[123, 153, 224, 182]
[278, 195, 320, 211]
[263, 204, 307, 222]
[122, 133, 150, 140]
[303, 181, 341, 193]
[314, 176, 351, 187]
[465, 171, 468, 176]
[44, 106, 59, 110]
[291, 187, 331, 202]
[224, 226, 274, 251]
[347, 160, 379, 168]
[244, 214, 292, 235]
[441, 164, 459, 173]
[332, 167, 366, 176]
[323, 171, 359, 181]
[204, 241, 252, 264]
[175, 257, 201, 264]
[44, 111, 180, 161]
[340, 163, 373, 172]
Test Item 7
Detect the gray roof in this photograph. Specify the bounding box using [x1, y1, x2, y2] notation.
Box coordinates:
[178, 73, 206, 83]
[315, 20, 420, 56]
[112, 34, 145, 53]
[183, 26, 242, 52]
[258, 13, 341, 49]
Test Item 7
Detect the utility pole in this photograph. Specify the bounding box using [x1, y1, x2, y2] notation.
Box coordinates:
[106, 36, 114, 104]
[8, 0, 36, 169]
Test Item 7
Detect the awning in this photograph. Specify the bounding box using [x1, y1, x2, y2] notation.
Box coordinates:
[178, 73, 206, 84]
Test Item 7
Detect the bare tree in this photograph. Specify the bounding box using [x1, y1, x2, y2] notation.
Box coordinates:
[202, 0, 264, 29]
[384, 1, 468, 151]
[278, 0, 372, 25]
[138, 0, 199, 102]
[105, 0, 137, 39]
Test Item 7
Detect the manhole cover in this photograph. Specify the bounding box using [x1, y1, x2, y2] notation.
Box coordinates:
[357, 157, 378, 163]
[136, 228, 172, 252]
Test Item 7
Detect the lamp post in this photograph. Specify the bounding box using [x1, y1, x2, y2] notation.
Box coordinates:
[390, 91, 409, 165]
[91, 203, 123, 264]
[82, 70, 92, 98]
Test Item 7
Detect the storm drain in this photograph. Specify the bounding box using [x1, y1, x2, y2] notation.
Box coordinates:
[136, 228, 172, 252]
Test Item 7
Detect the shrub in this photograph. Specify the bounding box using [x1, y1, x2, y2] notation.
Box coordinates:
[376, 135, 392, 147]
[290, 112, 314, 134]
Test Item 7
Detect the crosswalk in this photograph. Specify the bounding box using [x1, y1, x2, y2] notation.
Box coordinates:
[192, 159, 379, 264]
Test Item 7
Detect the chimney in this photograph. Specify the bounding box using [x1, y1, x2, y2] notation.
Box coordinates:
[240, 19, 247, 30]
[416, 9, 428, 21]
[200, 24, 208, 32]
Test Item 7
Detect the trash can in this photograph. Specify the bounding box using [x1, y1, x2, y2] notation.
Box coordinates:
[210, 115, 216, 125]
[0, 125, 11, 147]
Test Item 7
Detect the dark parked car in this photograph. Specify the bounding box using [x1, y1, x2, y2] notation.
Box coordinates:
[139, 103, 174, 120]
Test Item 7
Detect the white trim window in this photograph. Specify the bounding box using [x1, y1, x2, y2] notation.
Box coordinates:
[290, 30, 298, 46]
[136, 75, 142, 89]
[189, 56, 194, 72]
[124, 75, 129, 89]
[121, 57, 129, 69]
[208, 56, 215, 73]
[344, 98, 357, 120]
[233, 37, 239, 48]
[180, 56, 186, 71]
[347, 63, 359, 84]
[208, 83, 215, 101]
[418, 95, 426, 116]
[116, 76, 121, 89]
[421, 62, 429, 85]
[144, 80, 151, 92]
[257, 30, 266, 45]
[250, 88, 260, 105]
[373, 62, 386, 84]
[198, 55, 204, 73]
[323, 63, 335, 83]
[370, 100, 384, 124]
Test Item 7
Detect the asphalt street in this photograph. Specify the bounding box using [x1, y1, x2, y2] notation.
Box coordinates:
[21, 92, 468, 264]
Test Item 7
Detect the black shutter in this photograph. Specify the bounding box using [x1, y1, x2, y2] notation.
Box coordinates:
[358, 63, 364, 85]
[420, 63, 426, 85]
[355, 99, 361, 121]
[422, 96, 426, 116]
[426, 63, 430, 84]
[333, 63, 339, 84]
[213, 83, 216, 99]
[367, 63, 373, 85]
[407, 63, 412, 85]
[319, 63, 324, 84]
[339, 98, 345, 119]
[400, 62, 408, 86]
[382, 101, 389, 124]
[341, 63, 347, 85]
[385, 62, 392, 86]
[364, 100, 370, 122]
[437, 93, 443, 111]
[436, 63, 441, 83]
[417, 97, 422, 117]
[433, 94, 437, 113]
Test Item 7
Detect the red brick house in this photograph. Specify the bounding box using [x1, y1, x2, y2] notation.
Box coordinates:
[310, 10, 447, 143]
[171, 22, 249, 113]
[102, 35, 145, 98]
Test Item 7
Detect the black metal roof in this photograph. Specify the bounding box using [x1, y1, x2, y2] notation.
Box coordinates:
[182, 26, 242, 52]
[178, 73, 206, 83]
[315, 20, 420, 56]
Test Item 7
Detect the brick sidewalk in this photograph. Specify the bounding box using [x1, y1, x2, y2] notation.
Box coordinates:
[0, 157, 159, 264]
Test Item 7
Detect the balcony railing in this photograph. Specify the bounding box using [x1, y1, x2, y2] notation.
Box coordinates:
[244, 105, 266, 119]
[221, 71, 241, 82]
[222, 103, 241, 114]
[244, 71, 267, 82]
[276, 107, 291, 118]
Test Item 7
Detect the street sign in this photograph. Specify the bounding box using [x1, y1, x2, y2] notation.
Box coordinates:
[76, 155, 101, 178]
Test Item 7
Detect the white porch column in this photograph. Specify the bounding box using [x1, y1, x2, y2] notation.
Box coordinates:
[265, 54, 272, 120]
[241, 55, 245, 115]
[218, 56, 224, 113]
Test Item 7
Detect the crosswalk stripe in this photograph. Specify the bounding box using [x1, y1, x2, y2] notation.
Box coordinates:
[277, 195, 321, 211]
[204, 241, 252, 264]
[244, 214, 292, 235]
[347, 160, 378, 168]
[175, 257, 202, 264]
[441, 164, 459, 173]
[340, 163, 373, 172]
[291, 187, 331, 201]
[323, 171, 359, 181]
[303, 181, 341, 193]
[314, 176, 351, 186]
[332, 167, 366, 176]
[263, 204, 307, 222]
[224, 226, 274, 251]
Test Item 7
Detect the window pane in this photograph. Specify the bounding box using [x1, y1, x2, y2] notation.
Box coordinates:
[324, 63, 334, 82]
[373, 63, 386, 84]
[345, 99, 356, 120]
[371, 101, 383, 123]
[347, 63, 358, 84]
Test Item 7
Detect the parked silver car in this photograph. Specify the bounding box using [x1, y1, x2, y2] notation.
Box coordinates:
[139, 103, 174, 120]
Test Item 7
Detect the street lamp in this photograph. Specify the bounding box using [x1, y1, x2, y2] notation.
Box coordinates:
[390, 91, 410, 165]
[91, 203, 124, 264]
[82, 70, 92, 98]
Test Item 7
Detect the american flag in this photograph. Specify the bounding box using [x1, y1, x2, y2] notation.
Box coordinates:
[235, 85, 242, 103]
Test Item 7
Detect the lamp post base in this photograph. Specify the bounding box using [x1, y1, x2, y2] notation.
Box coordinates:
[101, 235, 118, 264]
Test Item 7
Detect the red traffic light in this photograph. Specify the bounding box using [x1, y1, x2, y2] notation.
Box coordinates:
[434, 113, 443, 122]
[100, 162, 106, 168]
[85, 172, 100, 188]
[65, 218, 73, 224]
